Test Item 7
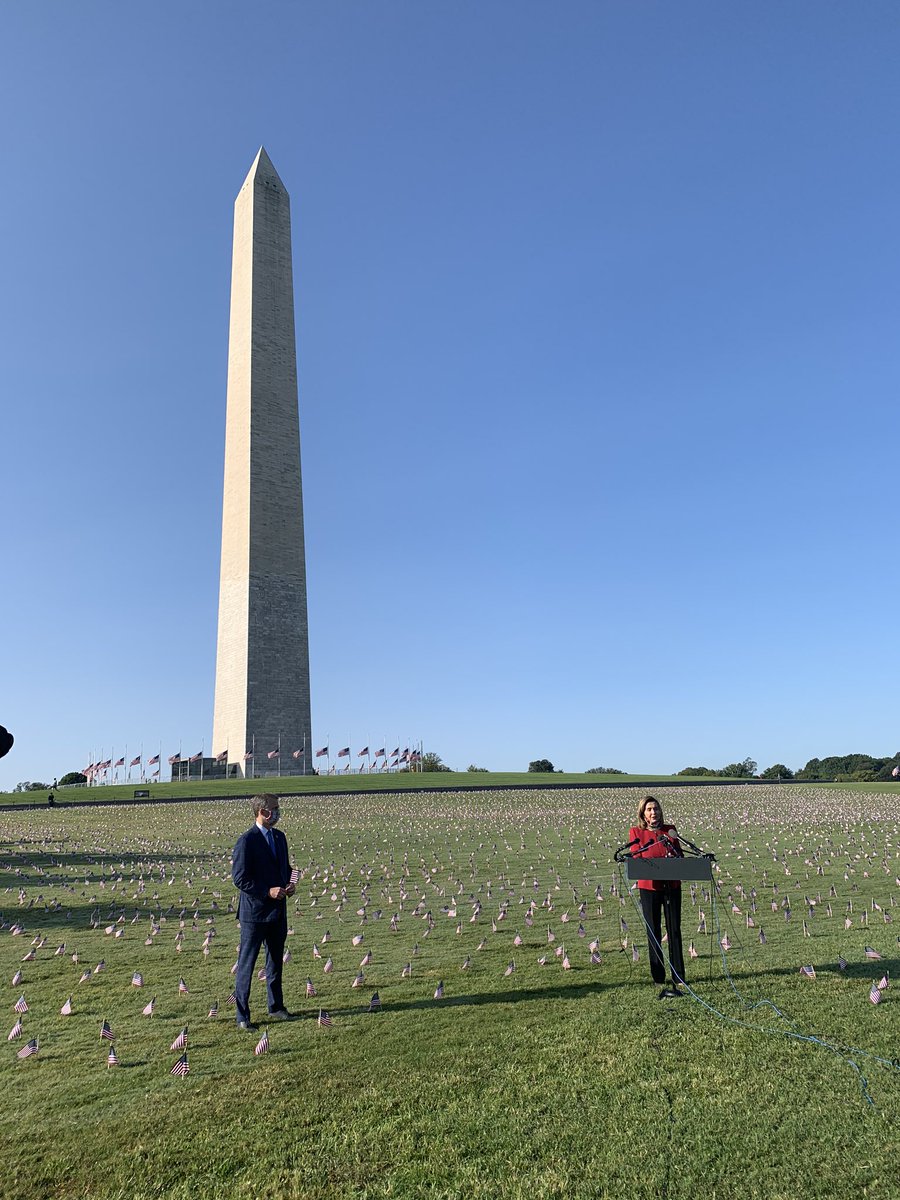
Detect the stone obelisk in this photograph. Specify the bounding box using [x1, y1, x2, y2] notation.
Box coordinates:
[213, 147, 311, 775]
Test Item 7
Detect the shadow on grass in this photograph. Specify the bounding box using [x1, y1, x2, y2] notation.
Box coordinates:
[311, 958, 900, 1021]
[317, 978, 635, 1019]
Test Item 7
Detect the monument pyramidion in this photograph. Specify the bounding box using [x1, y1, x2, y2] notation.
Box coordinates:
[212, 148, 312, 777]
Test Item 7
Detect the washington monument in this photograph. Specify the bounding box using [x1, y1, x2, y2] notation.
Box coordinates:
[213, 148, 311, 775]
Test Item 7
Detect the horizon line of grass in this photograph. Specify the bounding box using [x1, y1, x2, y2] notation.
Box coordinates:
[2, 769, 898, 807]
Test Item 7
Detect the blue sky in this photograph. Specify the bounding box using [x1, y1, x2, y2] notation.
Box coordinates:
[2, 2, 899, 789]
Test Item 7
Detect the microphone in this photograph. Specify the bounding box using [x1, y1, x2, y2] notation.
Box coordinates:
[613, 836, 642, 862]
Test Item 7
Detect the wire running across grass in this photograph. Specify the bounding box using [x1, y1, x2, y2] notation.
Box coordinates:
[617, 861, 900, 1111]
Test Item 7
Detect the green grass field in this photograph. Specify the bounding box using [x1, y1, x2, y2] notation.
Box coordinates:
[0, 771, 691, 808]
[1, 784, 897, 1199]
[5, 770, 900, 809]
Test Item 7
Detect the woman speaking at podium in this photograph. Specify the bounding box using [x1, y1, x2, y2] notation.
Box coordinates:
[628, 796, 686, 998]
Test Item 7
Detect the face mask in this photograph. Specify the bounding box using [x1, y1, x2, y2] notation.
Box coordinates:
[265, 810, 280, 826]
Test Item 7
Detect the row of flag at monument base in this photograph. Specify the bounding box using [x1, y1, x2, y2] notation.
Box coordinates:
[81, 744, 423, 781]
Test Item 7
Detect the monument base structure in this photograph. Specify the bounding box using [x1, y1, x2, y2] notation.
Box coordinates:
[212, 148, 313, 776]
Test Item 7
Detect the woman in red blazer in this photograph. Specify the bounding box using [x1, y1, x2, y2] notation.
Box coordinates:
[628, 795, 686, 998]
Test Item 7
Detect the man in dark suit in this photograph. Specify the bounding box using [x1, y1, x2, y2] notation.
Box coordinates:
[231, 794, 296, 1029]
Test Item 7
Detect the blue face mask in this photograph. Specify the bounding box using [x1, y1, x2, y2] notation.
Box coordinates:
[264, 810, 280, 826]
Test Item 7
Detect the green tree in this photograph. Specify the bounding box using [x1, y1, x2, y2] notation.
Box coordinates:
[420, 752, 451, 772]
[58, 772, 87, 786]
[795, 757, 822, 781]
[528, 759, 555, 773]
[719, 758, 757, 778]
[466, 765, 488, 772]
[677, 767, 714, 776]
[760, 764, 794, 780]
[586, 767, 625, 775]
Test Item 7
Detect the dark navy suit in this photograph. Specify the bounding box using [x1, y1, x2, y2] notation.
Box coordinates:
[232, 823, 291, 1024]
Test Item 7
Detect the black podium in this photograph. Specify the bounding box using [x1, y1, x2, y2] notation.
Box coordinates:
[625, 857, 713, 883]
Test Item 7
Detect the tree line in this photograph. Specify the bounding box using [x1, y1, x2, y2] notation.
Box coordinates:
[678, 752, 900, 782]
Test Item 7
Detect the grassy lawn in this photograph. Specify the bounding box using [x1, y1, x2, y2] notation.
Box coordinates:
[6, 772, 900, 809]
[1, 784, 897, 1199]
[0, 771, 689, 807]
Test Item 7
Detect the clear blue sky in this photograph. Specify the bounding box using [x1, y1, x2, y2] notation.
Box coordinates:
[2, 1, 899, 790]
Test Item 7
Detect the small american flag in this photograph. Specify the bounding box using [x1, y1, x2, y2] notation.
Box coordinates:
[226, 991, 237, 1007]
[17, 1038, 38, 1060]
[504, 961, 516, 976]
[14, 997, 28, 1014]
[178, 978, 189, 993]
[170, 1027, 188, 1051]
[142, 997, 156, 1016]
[865, 946, 882, 960]
[837, 955, 848, 971]
[7, 1019, 23, 1041]
[254, 1029, 269, 1056]
[11, 970, 22, 986]
[869, 981, 882, 1005]
[60, 998, 72, 1015]
[799, 965, 816, 979]
[433, 981, 444, 999]
[368, 992, 381, 1011]
[170, 1052, 190, 1076]
[107, 1047, 118, 1068]
[306, 979, 317, 998]
[208, 1002, 219, 1018]
[317, 1010, 332, 1028]
[132, 972, 143, 988]
[100, 1019, 115, 1042]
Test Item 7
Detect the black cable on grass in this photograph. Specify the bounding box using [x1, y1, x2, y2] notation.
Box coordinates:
[617, 863, 899, 1112]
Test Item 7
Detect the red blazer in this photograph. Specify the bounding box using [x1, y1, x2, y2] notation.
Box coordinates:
[628, 824, 683, 891]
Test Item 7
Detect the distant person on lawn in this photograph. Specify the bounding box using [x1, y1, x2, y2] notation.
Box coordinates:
[628, 795, 686, 999]
[232, 794, 296, 1029]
